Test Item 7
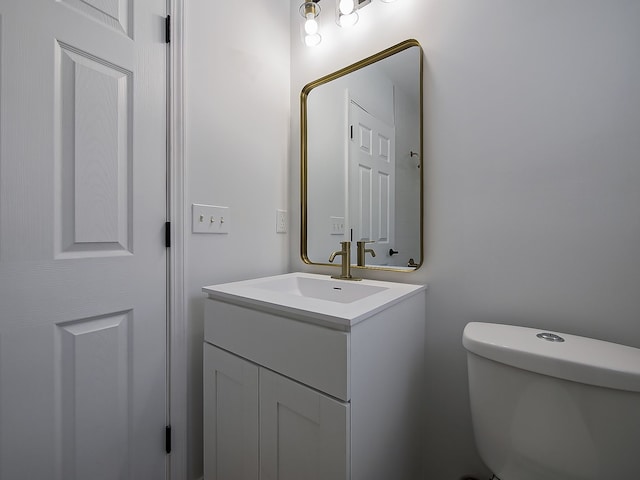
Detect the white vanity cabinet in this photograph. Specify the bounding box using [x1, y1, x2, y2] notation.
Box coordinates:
[204, 343, 349, 480]
[203, 273, 426, 480]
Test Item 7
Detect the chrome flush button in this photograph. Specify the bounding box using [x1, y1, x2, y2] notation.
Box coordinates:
[537, 332, 565, 342]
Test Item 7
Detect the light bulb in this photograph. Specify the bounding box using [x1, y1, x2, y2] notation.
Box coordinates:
[300, 2, 321, 47]
[304, 33, 322, 47]
[304, 14, 319, 35]
[339, 0, 355, 15]
[338, 11, 358, 27]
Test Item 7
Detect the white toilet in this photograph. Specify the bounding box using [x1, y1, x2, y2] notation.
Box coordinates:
[463, 322, 640, 480]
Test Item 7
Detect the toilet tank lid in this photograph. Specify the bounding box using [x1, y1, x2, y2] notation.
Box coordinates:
[463, 322, 640, 392]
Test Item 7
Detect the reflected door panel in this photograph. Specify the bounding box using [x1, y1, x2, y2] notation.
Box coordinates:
[349, 102, 395, 266]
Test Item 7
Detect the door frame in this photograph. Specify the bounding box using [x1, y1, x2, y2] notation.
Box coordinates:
[168, 0, 187, 478]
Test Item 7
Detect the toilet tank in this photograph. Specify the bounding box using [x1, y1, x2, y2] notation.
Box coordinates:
[463, 322, 640, 480]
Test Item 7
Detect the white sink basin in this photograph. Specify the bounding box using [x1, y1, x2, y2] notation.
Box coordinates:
[250, 275, 388, 304]
[202, 272, 426, 329]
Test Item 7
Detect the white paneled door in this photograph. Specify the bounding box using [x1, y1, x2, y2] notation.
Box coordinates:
[348, 102, 395, 265]
[0, 0, 168, 479]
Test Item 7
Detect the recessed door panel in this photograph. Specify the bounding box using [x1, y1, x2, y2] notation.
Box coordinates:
[378, 133, 390, 161]
[57, 42, 132, 256]
[59, 0, 132, 38]
[358, 124, 372, 154]
[58, 312, 132, 480]
[377, 172, 390, 242]
[357, 165, 372, 241]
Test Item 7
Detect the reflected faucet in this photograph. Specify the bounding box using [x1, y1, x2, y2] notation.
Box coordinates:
[328, 241, 361, 281]
[356, 241, 376, 267]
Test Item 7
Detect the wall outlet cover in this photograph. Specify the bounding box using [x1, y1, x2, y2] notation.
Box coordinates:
[276, 209, 287, 233]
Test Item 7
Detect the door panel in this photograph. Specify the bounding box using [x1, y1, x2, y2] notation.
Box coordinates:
[259, 368, 350, 480]
[59, 312, 132, 480]
[57, 41, 133, 255]
[0, 0, 167, 478]
[59, 0, 132, 36]
[348, 102, 396, 265]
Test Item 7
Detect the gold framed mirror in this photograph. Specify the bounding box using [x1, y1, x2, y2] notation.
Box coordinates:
[301, 39, 423, 272]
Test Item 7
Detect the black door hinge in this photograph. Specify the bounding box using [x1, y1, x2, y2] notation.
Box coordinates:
[165, 425, 172, 454]
[350, 125, 353, 139]
[165, 222, 171, 248]
[165, 15, 171, 43]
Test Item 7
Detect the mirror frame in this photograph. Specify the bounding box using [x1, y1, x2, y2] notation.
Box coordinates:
[300, 39, 424, 272]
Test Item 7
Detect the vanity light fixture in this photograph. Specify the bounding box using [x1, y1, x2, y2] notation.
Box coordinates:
[300, 1, 322, 47]
[337, 0, 359, 27]
[339, 0, 356, 13]
[336, 0, 400, 28]
[300, 0, 399, 45]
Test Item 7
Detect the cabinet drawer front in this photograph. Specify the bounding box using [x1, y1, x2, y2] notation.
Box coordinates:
[205, 299, 350, 401]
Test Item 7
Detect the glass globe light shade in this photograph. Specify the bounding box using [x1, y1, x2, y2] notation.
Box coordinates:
[304, 16, 319, 35]
[337, 11, 358, 27]
[339, 0, 356, 15]
[304, 33, 322, 47]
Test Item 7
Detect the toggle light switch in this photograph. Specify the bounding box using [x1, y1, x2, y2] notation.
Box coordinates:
[329, 216, 345, 235]
[192, 204, 230, 234]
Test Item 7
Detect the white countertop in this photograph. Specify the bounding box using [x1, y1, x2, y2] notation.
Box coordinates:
[203, 272, 426, 329]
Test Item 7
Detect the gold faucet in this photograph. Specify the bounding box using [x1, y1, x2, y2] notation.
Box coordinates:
[328, 241, 361, 280]
[356, 241, 376, 267]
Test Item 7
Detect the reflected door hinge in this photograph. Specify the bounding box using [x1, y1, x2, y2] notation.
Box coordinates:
[165, 222, 171, 248]
[165, 15, 171, 43]
[165, 425, 172, 454]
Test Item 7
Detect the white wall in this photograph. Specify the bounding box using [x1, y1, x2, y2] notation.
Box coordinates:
[393, 83, 421, 263]
[184, 1, 290, 477]
[290, 0, 640, 478]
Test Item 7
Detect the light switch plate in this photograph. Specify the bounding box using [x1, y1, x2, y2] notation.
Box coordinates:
[329, 216, 345, 235]
[192, 204, 230, 234]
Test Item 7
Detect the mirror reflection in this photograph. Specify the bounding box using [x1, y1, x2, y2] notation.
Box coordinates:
[301, 40, 423, 271]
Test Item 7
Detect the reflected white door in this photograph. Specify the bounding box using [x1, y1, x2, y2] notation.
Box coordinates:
[0, 0, 168, 478]
[348, 102, 395, 265]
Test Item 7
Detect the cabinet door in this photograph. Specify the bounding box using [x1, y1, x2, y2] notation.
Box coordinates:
[204, 344, 259, 480]
[260, 368, 350, 480]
